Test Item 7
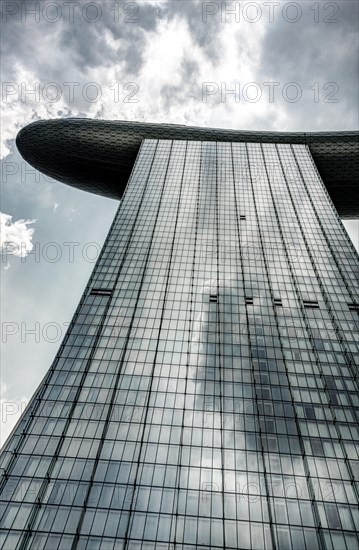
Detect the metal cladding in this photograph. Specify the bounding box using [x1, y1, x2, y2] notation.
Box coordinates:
[16, 118, 359, 218]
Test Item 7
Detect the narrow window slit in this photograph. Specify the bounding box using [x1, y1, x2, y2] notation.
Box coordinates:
[90, 288, 113, 296]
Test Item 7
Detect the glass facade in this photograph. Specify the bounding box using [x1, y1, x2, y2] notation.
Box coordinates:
[0, 139, 358, 549]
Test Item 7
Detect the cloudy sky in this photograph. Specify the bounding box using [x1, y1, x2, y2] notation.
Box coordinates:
[1, 0, 358, 444]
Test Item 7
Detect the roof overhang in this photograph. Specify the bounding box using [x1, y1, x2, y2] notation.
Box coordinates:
[16, 118, 359, 219]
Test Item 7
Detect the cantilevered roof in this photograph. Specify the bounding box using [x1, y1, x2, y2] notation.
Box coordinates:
[16, 118, 359, 218]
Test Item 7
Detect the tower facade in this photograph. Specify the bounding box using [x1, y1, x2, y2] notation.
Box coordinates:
[1, 127, 358, 549]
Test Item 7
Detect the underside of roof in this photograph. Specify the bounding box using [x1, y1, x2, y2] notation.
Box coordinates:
[16, 119, 359, 219]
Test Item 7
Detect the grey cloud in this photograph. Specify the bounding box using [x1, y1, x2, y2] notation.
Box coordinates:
[256, 0, 358, 130]
[2, 0, 159, 84]
[159, 56, 202, 112]
[1, 0, 225, 84]
[161, 0, 224, 60]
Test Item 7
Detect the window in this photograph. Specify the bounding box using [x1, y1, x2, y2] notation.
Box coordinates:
[265, 420, 275, 433]
[311, 440, 324, 456]
[303, 300, 319, 309]
[304, 405, 316, 420]
[325, 376, 336, 389]
[347, 302, 359, 312]
[267, 436, 278, 452]
[209, 294, 218, 303]
[325, 504, 341, 529]
[245, 297, 254, 305]
[274, 299, 282, 306]
[90, 288, 113, 296]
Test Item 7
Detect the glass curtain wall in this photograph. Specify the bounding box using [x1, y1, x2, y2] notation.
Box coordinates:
[0, 139, 358, 550]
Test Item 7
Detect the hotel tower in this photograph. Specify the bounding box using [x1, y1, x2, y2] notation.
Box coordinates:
[1, 120, 358, 550]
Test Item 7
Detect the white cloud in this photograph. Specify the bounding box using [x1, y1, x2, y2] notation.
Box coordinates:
[0, 212, 36, 258]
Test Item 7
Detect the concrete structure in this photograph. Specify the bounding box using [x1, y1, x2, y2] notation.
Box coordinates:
[16, 119, 359, 218]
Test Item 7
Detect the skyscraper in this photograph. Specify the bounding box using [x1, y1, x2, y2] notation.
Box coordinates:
[1, 120, 358, 549]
